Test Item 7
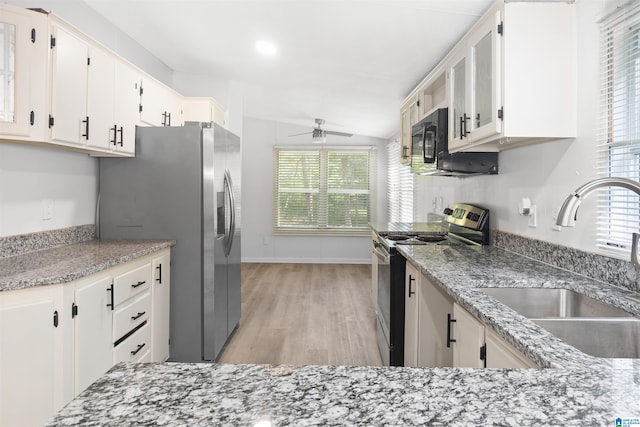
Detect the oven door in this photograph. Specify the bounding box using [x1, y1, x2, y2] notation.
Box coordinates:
[374, 243, 391, 365]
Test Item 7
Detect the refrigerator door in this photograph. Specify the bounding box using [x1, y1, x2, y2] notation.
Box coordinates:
[223, 125, 242, 338]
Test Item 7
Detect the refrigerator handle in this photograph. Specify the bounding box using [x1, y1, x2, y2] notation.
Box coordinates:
[224, 170, 236, 257]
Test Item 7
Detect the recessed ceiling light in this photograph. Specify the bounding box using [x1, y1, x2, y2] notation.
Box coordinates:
[256, 40, 277, 56]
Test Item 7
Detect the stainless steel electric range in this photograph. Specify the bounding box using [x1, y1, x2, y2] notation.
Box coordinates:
[373, 203, 490, 366]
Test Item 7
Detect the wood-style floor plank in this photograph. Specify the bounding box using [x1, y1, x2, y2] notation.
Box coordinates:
[218, 263, 382, 367]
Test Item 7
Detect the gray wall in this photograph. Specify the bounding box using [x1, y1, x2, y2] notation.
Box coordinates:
[241, 117, 387, 263]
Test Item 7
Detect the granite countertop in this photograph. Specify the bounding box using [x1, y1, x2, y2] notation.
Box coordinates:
[0, 239, 175, 292]
[46, 230, 640, 425]
[369, 217, 447, 236]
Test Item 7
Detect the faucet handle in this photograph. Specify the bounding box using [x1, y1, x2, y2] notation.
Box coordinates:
[632, 233, 640, 269]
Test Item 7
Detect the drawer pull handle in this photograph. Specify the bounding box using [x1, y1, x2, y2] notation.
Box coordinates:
[106, 284, 114, 310]
[447, 313, 457, 348]
[130, 343, 146, 356]
[131, 311, 146, 321]
[131, 281, 146, 288]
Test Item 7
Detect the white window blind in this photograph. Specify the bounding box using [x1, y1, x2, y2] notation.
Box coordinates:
[597, 2, 640, 256]
[387, 140, 413, 222]
[273, 147, 377, 235]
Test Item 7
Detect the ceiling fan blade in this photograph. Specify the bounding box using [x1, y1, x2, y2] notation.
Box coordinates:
[288, 131, 313, 137]
[325, 130, 353, 137]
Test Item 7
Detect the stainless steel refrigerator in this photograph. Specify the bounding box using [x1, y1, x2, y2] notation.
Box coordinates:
[98, 122, 241, 362]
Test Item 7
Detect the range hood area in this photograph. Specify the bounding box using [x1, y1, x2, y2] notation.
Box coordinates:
[420, 152, 499, 177]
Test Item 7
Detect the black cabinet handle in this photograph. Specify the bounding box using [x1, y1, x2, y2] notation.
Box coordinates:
[447, 313, 456, 347]
[110, 125, 117, 145]
[459, 116, 465, 140]
[130, 343, 146, 356]
[107, 284, 114, 310]
[161, 112, 167, 126]
[30, 111, 35, 126]
[463, 113, 470, 137]
[82, 116, 90, 140]
[408, 275, 415, 297]
[118, 126, 124, 146]
[53, 310, 59, 327]
[476, 113, 481, 128]
[156, 264, 162, 284]
[131, 281, 146, 288]
[131, 311, 146, 321]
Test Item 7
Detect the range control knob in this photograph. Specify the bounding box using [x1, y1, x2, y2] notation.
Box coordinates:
[443, 208, 454, 215]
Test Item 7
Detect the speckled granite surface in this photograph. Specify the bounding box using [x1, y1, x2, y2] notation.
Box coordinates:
[0, 225, 95, 258]
[398, 243, 640, 370]
[46, 226, 640, 425]
[369, 217, 447, 236]
[494, 230, 640, 292]
[47, 362, 640, 426]
[0, 239, 175, 291]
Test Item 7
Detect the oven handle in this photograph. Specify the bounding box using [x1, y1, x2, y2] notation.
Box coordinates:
[373, 245, 390, 263]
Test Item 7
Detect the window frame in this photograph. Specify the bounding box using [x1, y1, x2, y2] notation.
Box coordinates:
[272, 146, 377, 236]
[596, 2, 640, 257]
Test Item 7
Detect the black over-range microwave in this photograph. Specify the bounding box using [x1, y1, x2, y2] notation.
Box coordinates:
[410, 107, 498, 175]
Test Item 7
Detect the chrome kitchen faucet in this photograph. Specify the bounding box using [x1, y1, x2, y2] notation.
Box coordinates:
[556, 177, 640, 268]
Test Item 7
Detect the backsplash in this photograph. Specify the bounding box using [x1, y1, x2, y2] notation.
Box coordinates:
[493, 231, 639, 293]
[0, 225, 96, 259]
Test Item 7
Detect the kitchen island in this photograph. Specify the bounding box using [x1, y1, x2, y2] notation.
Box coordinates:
[46, 238, 640, 426]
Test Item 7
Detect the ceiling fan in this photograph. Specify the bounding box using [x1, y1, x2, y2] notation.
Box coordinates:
[289, 118, 353, 143]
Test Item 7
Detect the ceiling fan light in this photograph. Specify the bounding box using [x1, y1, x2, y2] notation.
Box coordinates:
[312, 134, 327, 144]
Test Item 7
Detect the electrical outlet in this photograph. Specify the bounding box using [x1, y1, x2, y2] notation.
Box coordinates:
[42, 199, 53, 220]
[527, 205, 537, 228]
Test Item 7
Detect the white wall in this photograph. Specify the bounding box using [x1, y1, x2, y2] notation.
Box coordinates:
[0, 143, 97, 237]
[242, 117, 387, 263]
[413, 0, 603, 254]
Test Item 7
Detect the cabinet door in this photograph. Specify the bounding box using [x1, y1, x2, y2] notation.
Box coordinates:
[86, 45, 116, 150]
[139, 77, 164, 126]
[403, 263, 420, 367]
[417, 275, 453, 367]
[151, 251, 171, 362]
[0, 6, 45, 139]
[0, 286, 63, 427]
[74, 276, 113, 395]
[485, 327, 537, 368]
[469, 10, 502, 143]
[50, 24, 89, 145]
[448, 54, 468, 150]
[452, 303, 484, 368]
[113, 60, 142, 154]
[399, 108, 411, 165]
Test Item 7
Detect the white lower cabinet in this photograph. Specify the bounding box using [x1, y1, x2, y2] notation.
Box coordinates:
[404, 263, 420, 367]
[451, 302, 537, 368]
[418, 274, 454, 368]
[73, 275, 115, 395]
[0, 285, 64, 427]
[151, 251, 171, 362]
[0, 248, 171, 427]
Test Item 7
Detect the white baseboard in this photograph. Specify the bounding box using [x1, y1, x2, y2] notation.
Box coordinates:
[241, 257, 371, 264]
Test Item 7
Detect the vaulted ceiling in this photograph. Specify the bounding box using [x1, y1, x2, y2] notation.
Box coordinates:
[82, 0, 494, 138]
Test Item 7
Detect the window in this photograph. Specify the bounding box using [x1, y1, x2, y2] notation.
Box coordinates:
[597, 2, 640, 256]
[273, 147, 377, 235]
[387, 139, 413, 222]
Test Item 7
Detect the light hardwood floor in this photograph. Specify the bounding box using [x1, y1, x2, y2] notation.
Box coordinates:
[218, 263, 383, 367]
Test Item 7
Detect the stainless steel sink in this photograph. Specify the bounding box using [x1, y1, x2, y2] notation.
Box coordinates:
[477, 287, 633, 318]
[532, 318, 640, 358]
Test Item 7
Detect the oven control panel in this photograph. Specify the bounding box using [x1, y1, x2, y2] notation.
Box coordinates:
[444, 203, 489, 231]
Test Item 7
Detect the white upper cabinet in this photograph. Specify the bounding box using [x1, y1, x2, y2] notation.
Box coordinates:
[49, 22, 89, 147]
[86, 44, 116, 151]
[403, 0, 576, 155]
[113, 60, 142, 154]
[182, 97, 226, 127]
[140, 77, 183, 127]
[448, 1, 576, 152]
[0, 6, 48, 142]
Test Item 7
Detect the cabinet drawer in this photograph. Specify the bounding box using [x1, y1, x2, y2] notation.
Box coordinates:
[113, 263, 151, 306]
[114, 323, 151, 364]
[113, 291, 151, 342]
